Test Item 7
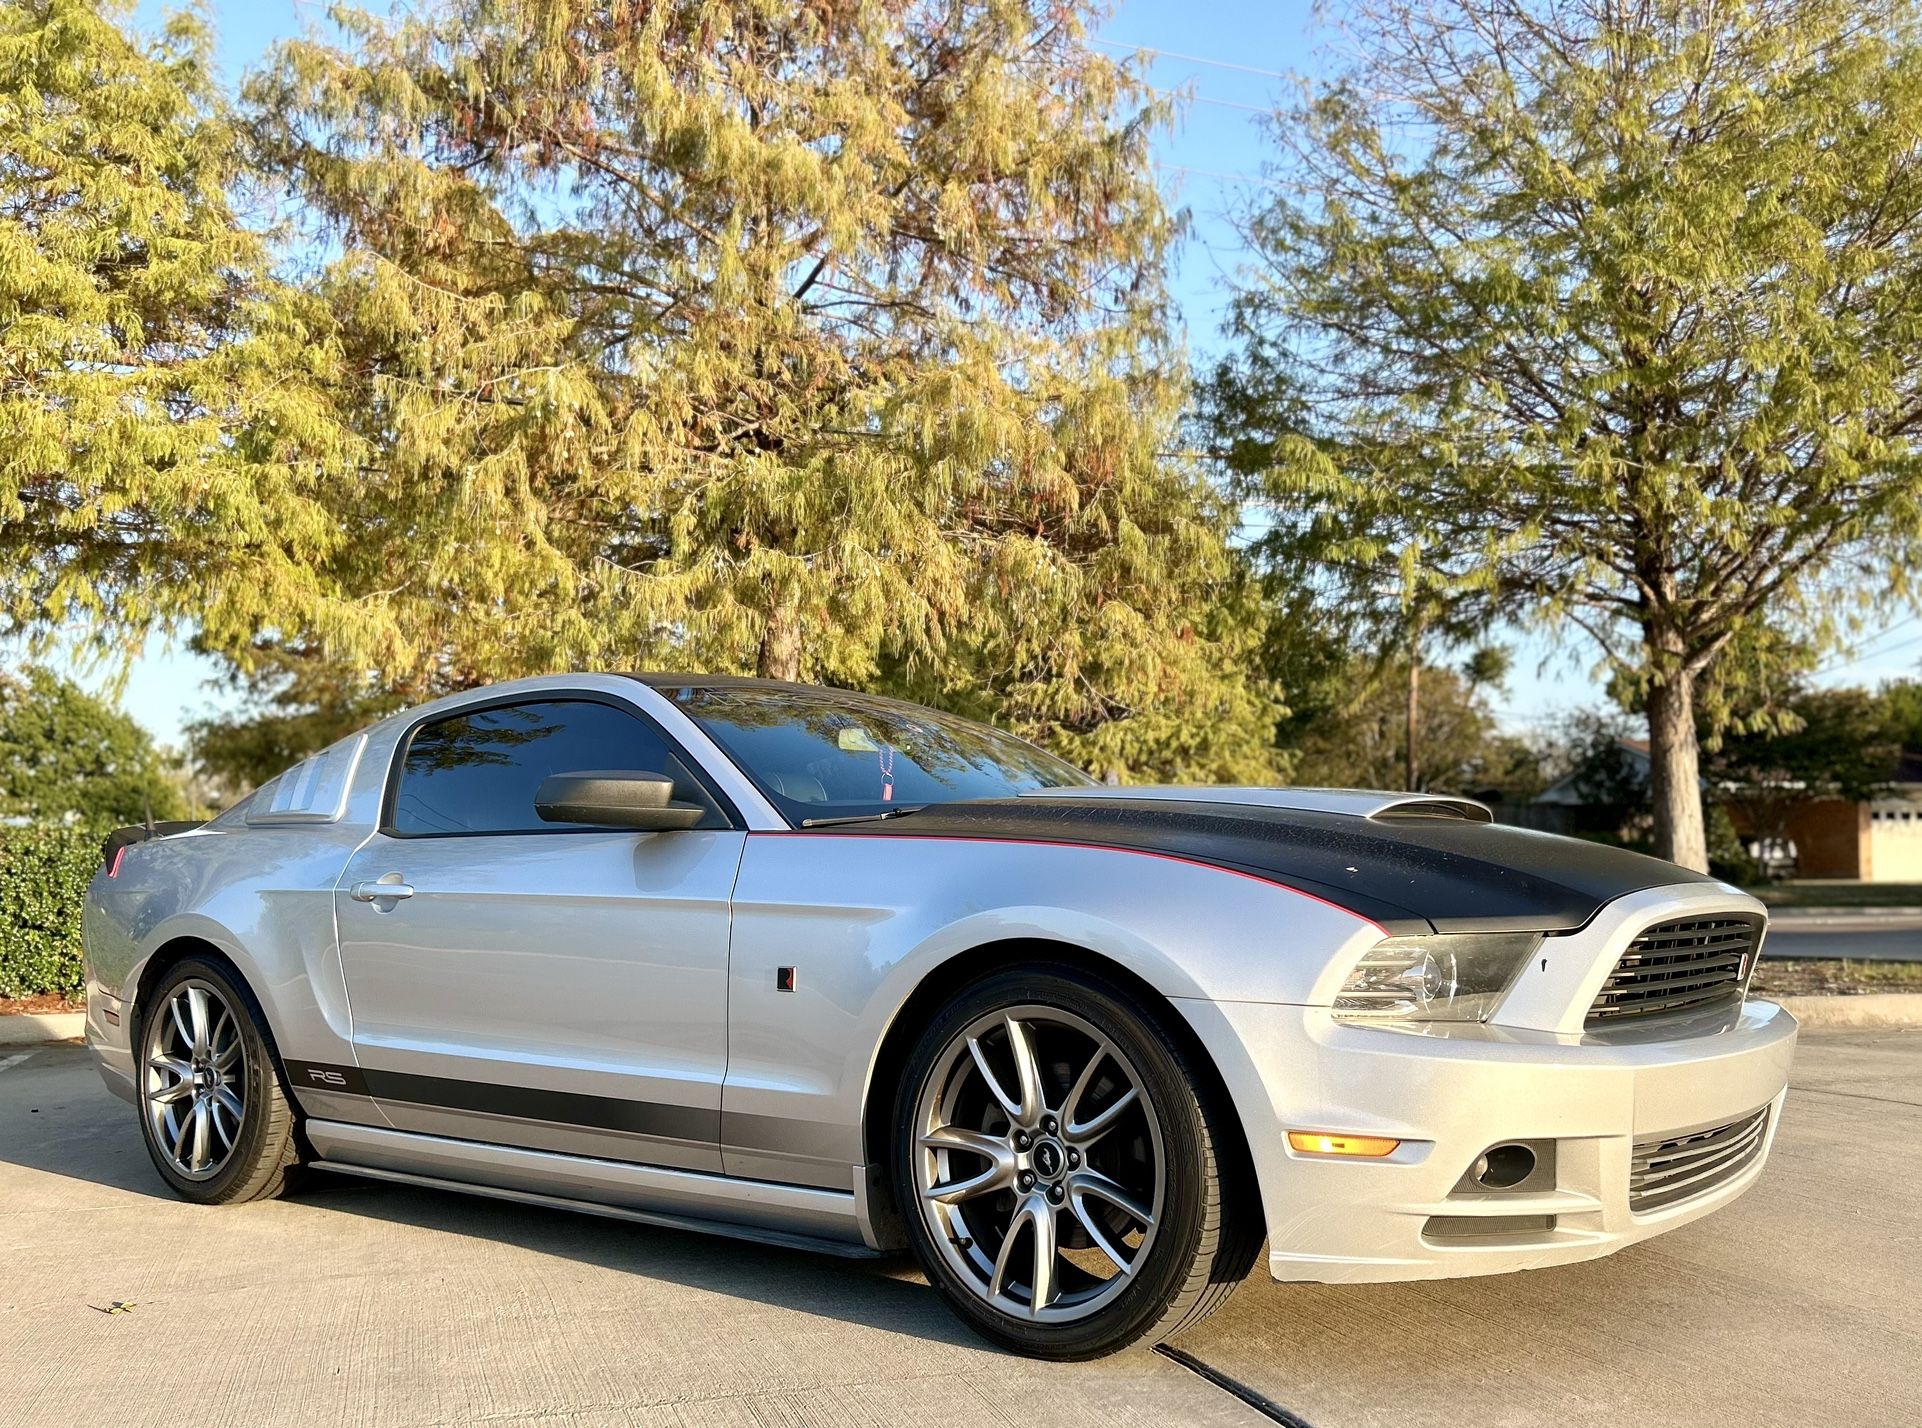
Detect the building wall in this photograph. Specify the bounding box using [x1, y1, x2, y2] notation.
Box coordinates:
[1785, 800, 1868, 880]
[1867, 800, 1922, 883]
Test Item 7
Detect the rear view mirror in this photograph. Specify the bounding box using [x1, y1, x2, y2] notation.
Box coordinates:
[534, 770, 706, 831]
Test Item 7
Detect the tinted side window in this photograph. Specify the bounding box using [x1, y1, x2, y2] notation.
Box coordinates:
[390, 700, 723, 835]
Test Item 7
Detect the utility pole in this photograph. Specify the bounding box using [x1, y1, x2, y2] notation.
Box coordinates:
[1405, 616, 1421, 792]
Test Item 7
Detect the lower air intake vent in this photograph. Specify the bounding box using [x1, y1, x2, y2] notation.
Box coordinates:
[1587, 914, 1762, 1025]
[1630, 1107, 1770, 1213]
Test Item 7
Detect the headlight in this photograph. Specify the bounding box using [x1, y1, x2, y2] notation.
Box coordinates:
[1333, 932, 1541, 1022]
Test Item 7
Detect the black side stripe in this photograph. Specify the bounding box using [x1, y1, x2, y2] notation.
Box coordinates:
[283, 1061, 716, 1144]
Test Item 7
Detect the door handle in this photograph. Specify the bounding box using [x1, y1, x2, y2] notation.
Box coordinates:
[351, 879, 415, 902]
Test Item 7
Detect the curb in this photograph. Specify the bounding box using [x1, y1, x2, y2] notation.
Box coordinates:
[5, 1000, 1916, 1043]
[1765, 907, 1922, 921]
[0, 1012, 85, 1046]
[1777, 993, 1922, 1030]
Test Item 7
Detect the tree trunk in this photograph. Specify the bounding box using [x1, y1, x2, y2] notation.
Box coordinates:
[1646, 672, 1708, 872]
[757, 599, 803, 682]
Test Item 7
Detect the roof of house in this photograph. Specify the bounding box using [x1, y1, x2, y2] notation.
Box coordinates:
[1534, 737, 1651, 806]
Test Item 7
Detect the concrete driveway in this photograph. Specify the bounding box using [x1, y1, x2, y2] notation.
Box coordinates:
[2, 1030, 1916, 1428]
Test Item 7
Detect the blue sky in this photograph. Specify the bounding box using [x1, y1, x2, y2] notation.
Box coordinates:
[58, 0, 1918, 748]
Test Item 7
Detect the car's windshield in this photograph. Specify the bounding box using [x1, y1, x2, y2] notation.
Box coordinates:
[661, 684, 1094, 823]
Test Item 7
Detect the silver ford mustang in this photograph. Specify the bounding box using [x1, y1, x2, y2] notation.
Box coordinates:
[82, 673, 1797, 1358]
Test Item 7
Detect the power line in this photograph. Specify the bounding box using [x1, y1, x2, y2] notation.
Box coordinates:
[1095, 38, 1293, 82]
[1814, 627, 1922, 675]
[1156, 162, 1285, 189]
[1149, 85, 1273, 115]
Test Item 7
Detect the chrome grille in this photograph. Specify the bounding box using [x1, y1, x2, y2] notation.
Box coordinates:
[1586, 914, 1762, 1025]
[1630, 1107, 1770, 1213]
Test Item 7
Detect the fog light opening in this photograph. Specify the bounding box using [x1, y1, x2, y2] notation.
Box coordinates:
[1472, 1143, 1537, 1189]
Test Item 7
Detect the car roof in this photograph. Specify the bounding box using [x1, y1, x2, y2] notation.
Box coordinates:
[626, 673, 827, 694]
[624, 673, 938, 712]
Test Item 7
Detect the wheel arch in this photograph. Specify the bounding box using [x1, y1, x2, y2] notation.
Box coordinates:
[858, 936, 1259, 1236]
[133, 931, 234, 1001]
[128, 932, 278, 1054]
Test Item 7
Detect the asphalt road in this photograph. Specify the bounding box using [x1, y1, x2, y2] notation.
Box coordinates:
[1765, 914, 1922, 962]
[2, 1031, 1917, 1428]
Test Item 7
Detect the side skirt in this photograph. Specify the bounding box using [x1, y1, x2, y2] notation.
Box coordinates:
[304, 1120, 881, 1260]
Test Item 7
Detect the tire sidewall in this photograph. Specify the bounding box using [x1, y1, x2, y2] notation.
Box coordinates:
[135, 957, 288, 1203]
[890, 964, 1214, 1358]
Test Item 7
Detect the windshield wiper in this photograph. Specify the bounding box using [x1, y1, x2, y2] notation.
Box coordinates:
[798, 805, 929, 828]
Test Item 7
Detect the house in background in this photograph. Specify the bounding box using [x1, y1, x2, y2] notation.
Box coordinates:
[1533, 735, 1649, 809]
[1526, 737, 1922, 881]
[1785, 752, 1922, 881]
[1519, 736, 1651, 841]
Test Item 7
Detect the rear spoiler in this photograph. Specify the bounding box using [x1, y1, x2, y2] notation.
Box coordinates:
[101, 821, 205, 865]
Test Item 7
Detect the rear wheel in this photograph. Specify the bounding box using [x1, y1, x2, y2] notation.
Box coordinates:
[137, 957, 301, 1204]
[891, 964, 1259, 1359]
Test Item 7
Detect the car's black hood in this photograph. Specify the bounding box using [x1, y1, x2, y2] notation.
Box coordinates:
[799, 795, 1721, 934]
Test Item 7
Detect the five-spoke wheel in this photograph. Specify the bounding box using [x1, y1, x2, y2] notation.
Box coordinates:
[912, 1004, 1164, 1324]
[894, 965, 1258, 1358]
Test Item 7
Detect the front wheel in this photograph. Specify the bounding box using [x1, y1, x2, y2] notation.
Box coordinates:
[136, 957, 302, 1204]
[891, 965, 1258, 1359]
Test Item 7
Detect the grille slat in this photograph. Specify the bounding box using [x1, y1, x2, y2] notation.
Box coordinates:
[1633, 1136, 1765, 1207]
[1634, 1120, 1768, 1190]
[1586, 914, 1763, 1025]
[1633, 1104, 1766, 1160]
[1629, 1107, 1770, 1212]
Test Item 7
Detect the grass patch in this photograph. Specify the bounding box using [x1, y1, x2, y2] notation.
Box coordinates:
[1747, 881, 1922, 909]
[1752, 958, 1922, 996]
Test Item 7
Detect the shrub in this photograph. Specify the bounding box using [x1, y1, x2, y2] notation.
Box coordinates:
[0, 827, 103, 1000]
[1706, 805, 1760, 886]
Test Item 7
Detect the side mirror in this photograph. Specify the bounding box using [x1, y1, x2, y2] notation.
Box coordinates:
[534, 770, 706, 831]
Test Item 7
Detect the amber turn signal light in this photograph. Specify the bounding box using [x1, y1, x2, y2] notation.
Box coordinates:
[1287, 1130, 1401, 1157]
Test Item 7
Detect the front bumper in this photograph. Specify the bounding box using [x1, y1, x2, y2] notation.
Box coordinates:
[1181, 995, 1797, 1283]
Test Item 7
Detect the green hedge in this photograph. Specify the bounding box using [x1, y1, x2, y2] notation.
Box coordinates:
[0, 827, 102, 1000]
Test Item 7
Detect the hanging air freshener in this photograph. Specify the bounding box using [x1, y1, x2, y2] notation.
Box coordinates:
[879, 743, 895, 802]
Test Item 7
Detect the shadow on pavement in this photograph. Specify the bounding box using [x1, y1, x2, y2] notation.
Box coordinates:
[1, 1042, 981, 1350]
[286, 1171, 982, 1348]
[0, 1047, 181, 1201]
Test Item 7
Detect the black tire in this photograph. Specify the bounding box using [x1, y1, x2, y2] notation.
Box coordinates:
[134, 956, 303, 1204]
[890, 963, 1260, 1359]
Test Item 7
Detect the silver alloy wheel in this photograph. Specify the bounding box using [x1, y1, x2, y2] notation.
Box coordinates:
[912, 1004, 1165, 1324]
[142, 979, 247, 1181]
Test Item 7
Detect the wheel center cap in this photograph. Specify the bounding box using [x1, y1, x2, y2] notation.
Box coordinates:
[1031, 1138, 1065, 1181]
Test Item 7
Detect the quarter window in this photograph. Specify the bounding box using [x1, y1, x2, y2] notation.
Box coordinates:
[390, 700, 723, 835]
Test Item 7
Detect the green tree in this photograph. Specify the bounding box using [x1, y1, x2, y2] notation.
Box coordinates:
[0, 0, 383, 671]
[1707, 685, 1902, 854]
[1284, 653, 1543, 799]
[1204, 369, 1505, 791]
[1873, 675, 1922, 749]
[0, 666, 183, 826]
[1216, 0, 1922, 868]
[230, 0, 1275, 781]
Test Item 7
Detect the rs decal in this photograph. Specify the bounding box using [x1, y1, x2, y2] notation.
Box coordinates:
[283, 1061, 370, 1096]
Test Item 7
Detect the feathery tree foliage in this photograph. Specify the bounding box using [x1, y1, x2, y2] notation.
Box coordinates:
[0, 0, 383, 669]
[218, 0, 1276, 781]
[1214, 0, 1922, 868]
